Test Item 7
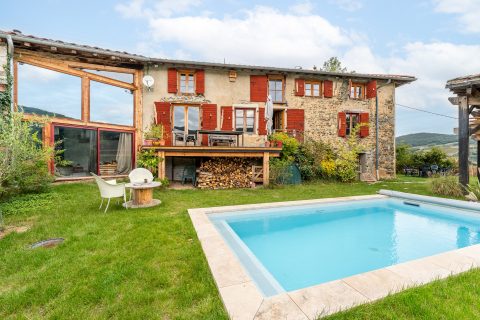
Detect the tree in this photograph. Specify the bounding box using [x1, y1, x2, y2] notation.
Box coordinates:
[321, 57, 348, 73]
[0, 53, 12, 117]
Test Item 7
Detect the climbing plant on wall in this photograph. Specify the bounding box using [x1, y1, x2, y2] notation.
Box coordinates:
[0, 53, 12, 117]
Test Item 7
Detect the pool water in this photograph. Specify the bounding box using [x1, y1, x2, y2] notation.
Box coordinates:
[210, 198, 480, 296]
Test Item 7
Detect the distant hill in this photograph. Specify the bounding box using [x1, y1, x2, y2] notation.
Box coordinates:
[396, 132, 477, 163]
[396, 133, 458, 147]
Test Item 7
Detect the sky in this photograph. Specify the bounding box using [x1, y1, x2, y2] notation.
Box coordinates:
[3, 0, 480, 136]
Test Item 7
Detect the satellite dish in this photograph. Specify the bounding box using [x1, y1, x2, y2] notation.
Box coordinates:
[142, 75, 155, 89]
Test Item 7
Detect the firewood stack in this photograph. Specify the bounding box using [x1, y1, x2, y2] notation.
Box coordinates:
[197, 158, 254, 189]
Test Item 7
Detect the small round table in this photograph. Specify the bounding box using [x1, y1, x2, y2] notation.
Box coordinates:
[124, 181, 162, 208]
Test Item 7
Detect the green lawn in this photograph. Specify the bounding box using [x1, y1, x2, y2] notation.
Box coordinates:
[0, 176, 475, 319]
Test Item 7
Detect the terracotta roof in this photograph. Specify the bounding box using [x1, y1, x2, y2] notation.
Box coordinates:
[0, 29, 416, 84]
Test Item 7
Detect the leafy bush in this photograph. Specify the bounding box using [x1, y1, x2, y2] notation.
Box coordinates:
[430, 175, 464, 197]
[0, 112, 54, 198]
[396, 144, 455, 172]
[296, 140, 335, 180]
[137, 149, 163, 176]
[466, 180, 480, 201]
[269, 158, 294, 185]
[269, 132, 299, 161]
[320, 159, 336, 179]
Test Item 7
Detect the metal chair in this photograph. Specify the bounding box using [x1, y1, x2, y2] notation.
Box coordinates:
[181, 166, 196, 186]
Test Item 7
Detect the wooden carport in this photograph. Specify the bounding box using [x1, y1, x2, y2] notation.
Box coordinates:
[446, 74, 480, 187]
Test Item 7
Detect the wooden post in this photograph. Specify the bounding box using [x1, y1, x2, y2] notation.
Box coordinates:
[263, 152, 270, 186]
[158, 151, 166, 179]
[459, 96, 469, 188]
[477, 140, 480, 182]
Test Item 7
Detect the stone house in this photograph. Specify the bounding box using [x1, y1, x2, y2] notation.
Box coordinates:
[0, 30, 415, 184]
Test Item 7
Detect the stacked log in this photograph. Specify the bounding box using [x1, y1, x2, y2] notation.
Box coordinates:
[197, 158, 254, 189]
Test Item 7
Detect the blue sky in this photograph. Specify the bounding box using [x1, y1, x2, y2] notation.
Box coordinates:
[3, 0, 480, 136]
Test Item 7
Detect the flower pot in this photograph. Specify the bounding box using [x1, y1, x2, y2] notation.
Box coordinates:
[159, 139, 166, 146]
[152, 139, 161, 146]
[265, 141, 271, 147]
[144, 139, 153, 146]
[275, 141, 283, 148]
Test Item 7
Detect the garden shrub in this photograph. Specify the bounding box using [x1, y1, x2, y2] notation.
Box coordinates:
[320, 159, 336, 179]
[269, 132, 299, 161]
[269, 158, 294, 185]
[396, 143, 456, 172]
[0, 112, 54, 199]
[296, 139, 335, 180]
[430, 175, 464, 197]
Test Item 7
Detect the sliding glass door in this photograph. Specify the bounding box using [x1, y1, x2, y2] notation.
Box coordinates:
[54, 125, 133, 177]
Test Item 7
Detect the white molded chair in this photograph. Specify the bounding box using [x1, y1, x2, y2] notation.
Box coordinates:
[128, 168, 154, 200]
[91, 173, 127, 213]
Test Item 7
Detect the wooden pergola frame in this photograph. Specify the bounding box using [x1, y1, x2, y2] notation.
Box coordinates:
[446, 74, 480, 188]
[13, 51, 143, 149]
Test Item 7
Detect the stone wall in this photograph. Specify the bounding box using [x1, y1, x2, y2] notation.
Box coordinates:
[142, 66, 397, 179]
[0, 43, 7, 92]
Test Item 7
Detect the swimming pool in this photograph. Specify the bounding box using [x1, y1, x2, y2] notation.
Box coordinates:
[209, 195, 480, 297]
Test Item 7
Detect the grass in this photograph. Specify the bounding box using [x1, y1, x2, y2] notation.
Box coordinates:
[0, 176, 474, 319]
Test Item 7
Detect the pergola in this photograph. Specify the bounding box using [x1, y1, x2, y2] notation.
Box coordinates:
[446, 74, 480, 187]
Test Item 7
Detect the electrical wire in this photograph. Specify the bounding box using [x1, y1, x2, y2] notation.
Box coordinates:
[396, 103, 458, 120]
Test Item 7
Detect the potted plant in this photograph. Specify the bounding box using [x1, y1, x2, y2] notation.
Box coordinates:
[145, 124, 165, 146]
[137, 149, 164, 176]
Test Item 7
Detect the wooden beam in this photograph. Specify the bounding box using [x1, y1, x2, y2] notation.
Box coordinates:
[478, 141, 480, 182]
[448, 96, 459, 105]
[470, 124, 480, 135]
[81, 76, 90, 122]
[17, 55, 136, 90]
[469, 96, 480, 105]
[459, 95, 470, 188]
[157, 151, 166, 179]
[22, 113, 135, 131]
[263, 152, 270, 186]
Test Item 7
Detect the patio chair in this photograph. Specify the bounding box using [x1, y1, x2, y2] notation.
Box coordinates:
[181, 166, 196, 186]
[91, 173, 127, 213]
[128, 168, 154, 200]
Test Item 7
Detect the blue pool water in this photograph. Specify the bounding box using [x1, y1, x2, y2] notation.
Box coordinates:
[210, 198, 480, 296]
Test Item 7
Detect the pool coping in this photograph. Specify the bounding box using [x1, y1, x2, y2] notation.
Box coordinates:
[188, 194, 480, 320]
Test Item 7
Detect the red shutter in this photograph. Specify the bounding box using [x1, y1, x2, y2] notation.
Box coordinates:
[338, 112, 346, 137]
[258, 108, 267, 136]
[167, 68, 177, 93]
[201, 104, 217, 145]
[154, 102, 172, 145]
[250, 75, 268, 102]
[324, 80, 333, 98]
[359, 112, 369, 138]
[287, 109, 305, 142]
[295, 79, 305, 96]
[366, 80, 377, 99]
[221, 106, 233, 131]
[195, 70, 205, 95]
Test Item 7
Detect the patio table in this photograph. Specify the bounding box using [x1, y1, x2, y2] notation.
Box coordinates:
[197, 130, 244, 146]
[124, 181, 162, 208]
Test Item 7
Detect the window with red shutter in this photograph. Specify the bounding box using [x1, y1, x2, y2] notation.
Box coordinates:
[366, 80, 377, 99]
[154, 101, 172, 145]
[295, 79, 305, 96]
[287, 109, 305, 142]
[324, 80, 333, 98]
[258, 108, 267, 135]
[359, 112, 369, 137]
[167, 68, 177, 93]
[195, 70, 205, 94]
[250, 75, 268, 102]
[221, 106, 233, 131]
[338, 112, 346, 137]
[201, 104, 217, 145]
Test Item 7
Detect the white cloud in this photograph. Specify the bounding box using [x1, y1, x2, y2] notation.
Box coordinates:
[329, 0, 363, 12]
[434, 0, 480, 33]
[146, 6, 353, 67]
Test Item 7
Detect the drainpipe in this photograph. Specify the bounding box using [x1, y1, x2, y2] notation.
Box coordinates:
[375, 79, 392, 180]
[6, 35, 14, 113]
